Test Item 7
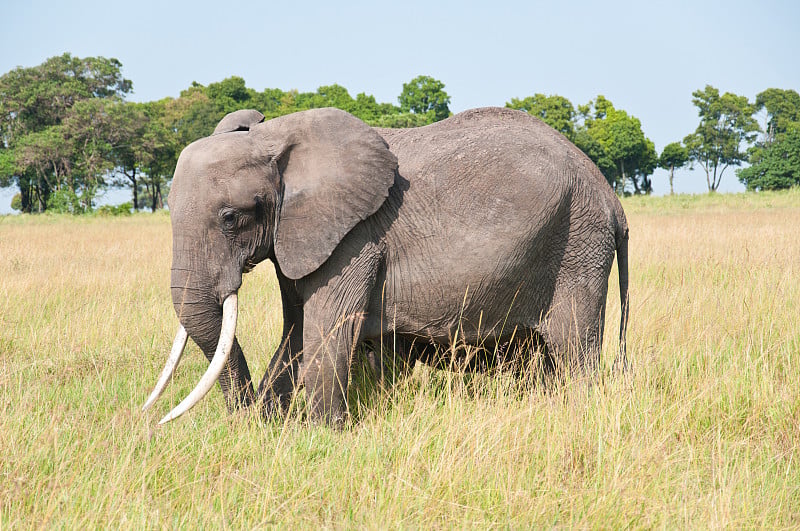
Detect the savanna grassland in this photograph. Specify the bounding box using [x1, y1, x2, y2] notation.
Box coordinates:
[1, 190, 799, 528]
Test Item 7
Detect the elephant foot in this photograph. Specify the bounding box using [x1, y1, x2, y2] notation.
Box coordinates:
[257, 390, 293, 422]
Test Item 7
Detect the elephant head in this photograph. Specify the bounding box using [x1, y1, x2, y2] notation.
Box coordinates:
[143, 108, 398, 423]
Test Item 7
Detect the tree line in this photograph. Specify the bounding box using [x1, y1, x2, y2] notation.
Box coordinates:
[1, 53, 798, 214]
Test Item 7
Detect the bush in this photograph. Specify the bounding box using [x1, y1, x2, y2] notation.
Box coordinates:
[46, 189, 87, 214]
[96, 202, 132, 216]
[10, 193, 23, 212]
[738, 129, 800, 191]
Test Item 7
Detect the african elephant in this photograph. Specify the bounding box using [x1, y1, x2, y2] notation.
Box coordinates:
[143, 107, 629, 425]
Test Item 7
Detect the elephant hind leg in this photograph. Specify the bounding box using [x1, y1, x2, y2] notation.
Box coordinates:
[537, 287, 606, 379]
[497, 328, 557, 383]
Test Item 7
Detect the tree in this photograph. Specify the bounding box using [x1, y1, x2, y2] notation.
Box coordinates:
[296, 84, 356, 113]
[754, 88, 800, 144]
[658, 142, 689, 195]
[748, 88, 800, 168]
[738, 129, 800, 190]
[683, 85, 759, 192]
[61, 99, 120, 209]
[506, 94, 575, 139]
[0, 53, 131, 212]
[13, 127, 71, 211]
[351, 92, 402, 125]
[398, 75, 451, 123]
[171, 83, 226, 143]
[139, 99, 184, 211]
[573, 96, 657, 194]
[107, 102, 151, 210]
[205, 76, 254, 114]
[251, 87, 290, 119]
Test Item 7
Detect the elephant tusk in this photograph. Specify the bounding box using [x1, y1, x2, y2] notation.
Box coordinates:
[142, 324, 189, 411]
[158, 293, 238, 425]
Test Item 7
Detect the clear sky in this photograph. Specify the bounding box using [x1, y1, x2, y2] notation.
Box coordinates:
[2, 0, 799, 211]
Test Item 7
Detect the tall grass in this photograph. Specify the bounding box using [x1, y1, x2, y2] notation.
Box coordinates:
[1, 190, 799, 527]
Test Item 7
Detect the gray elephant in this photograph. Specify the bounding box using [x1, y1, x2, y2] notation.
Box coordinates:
[143, 107, 629, 425]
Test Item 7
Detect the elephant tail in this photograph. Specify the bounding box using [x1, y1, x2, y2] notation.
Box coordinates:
[615, 224, 630, 369]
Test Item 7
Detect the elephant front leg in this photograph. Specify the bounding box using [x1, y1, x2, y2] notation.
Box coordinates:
[258, 323, 302, 419]
[258, 269, 304, 419]
[301, 316, 364, 425]
[297, 241, 383, 425]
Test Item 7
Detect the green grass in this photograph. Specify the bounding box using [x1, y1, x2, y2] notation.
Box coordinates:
[1, 190, 799, 527]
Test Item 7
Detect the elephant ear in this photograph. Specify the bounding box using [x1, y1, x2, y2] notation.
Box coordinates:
[213, 109, 265, 135]
[254, 108, 397, 280]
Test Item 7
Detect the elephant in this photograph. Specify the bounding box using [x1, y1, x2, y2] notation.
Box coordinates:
[142, 106, 629, 425]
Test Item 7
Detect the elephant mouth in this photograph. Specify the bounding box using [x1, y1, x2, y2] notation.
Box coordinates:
[243, 259, 256, 273]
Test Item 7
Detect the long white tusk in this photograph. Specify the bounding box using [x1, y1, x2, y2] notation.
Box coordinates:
[142, 325, 189, 411]
[158, 293, 238, 425]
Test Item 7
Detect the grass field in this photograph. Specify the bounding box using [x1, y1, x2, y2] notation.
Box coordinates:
[1, 190, 799, 527]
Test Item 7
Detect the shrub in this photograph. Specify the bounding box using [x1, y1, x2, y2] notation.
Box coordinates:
[10, 193, 23, 212]
[97, 202, 132, 216]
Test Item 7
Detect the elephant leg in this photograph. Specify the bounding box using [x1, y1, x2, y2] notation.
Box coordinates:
[299, 241, 383, 425]
[215, 337, 256, 412]
[370, 335, 420, 388]
[540, 284, 606, 378]
[259, 270, 304, 418]
[301, 315, 365, 425]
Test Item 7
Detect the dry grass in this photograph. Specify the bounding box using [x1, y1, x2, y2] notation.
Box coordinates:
[1, 190, 799, 528]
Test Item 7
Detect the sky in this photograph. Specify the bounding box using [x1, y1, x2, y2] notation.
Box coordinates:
[2, 0, 799, 212]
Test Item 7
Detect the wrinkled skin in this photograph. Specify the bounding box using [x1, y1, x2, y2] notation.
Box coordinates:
[167, 107, 629, 424]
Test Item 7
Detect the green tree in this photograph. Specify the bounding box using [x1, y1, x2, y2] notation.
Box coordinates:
[0, 53, 131, 212]
[107, 102, 151, 210]
[658, 142, 689, 195]
[754, 88, 800, 144]
[251, 87, 289, 119]
[683, 85, 759, 192]
[737, 129, 800, 190]
[13, 127, 71, 211]
[138, 99, 183, 211]
[398, 75, 451, 123]
[206, 76, 255, 113]
[61, 99, 120, 209]
[171, 83, 227, 142]
[351, 92, 402, 125]
[506, 94, 575, 139]
[748, 88, 800, 168]
[296, 84, 356, 113]
[574, 96, 657, 194]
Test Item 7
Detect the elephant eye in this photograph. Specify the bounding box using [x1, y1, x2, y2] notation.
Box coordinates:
[220, 210, 237, 227]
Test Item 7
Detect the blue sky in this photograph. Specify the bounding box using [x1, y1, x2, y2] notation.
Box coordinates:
[2, 0, 799, 211]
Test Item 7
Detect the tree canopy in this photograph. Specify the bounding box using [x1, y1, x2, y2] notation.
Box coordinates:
[738, 129, 800, 190]
[658, 142, 689, 195]
[574, 96, 657, 194]
[0, 54, 452, 213]
[754, 88, 800, 144]
[0, 53, 132, 212]
[506, 94, 575, 138]
[2, 54, 800, 214]
[683, 85, 760, 192]
[398, 75, 451, 122]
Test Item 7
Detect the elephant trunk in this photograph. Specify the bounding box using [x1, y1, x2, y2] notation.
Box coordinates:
[159, 263, 254, 418]
[158, 293, 240, 423]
